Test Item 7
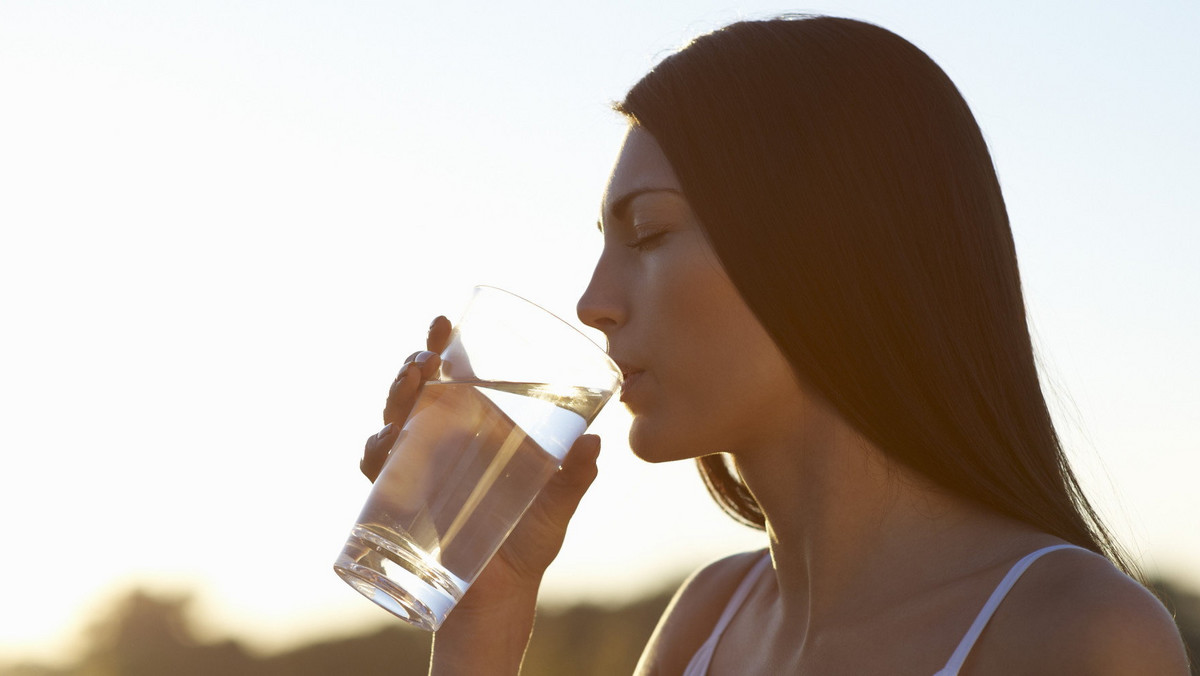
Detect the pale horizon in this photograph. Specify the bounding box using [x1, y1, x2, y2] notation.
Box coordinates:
[1, 0, 1197, 667]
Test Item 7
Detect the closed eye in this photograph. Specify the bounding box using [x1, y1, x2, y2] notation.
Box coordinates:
[625, 230, 667, 251]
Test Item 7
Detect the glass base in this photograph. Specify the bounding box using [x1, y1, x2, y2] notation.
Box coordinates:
[333, 525, 464, 632]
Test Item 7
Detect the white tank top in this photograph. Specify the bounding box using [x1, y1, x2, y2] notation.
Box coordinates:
[682, 544, 1088, 676]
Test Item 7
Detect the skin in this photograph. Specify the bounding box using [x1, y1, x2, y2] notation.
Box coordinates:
[575, 127, 815, 466]
[360, 126, 1190, 675]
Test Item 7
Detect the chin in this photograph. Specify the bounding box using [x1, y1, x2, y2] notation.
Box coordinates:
[627, 417, 704, 464]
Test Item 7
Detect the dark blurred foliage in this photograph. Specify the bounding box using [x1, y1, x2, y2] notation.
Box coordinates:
[2, 576, 1196, 675]
[0, 587, 671, 676]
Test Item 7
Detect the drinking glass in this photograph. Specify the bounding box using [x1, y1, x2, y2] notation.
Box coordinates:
[333, 286, 621, 631]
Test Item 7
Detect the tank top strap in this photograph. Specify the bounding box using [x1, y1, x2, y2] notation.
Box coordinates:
[683, 551, 773, 676]
[934, 543, 1090, 675]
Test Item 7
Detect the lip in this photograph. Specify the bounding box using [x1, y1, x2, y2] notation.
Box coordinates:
[619, 372, 643, 401]
[613, 360, 644, 402]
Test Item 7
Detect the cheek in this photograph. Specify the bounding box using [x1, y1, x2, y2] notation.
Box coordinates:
[658, 262, 767, 396]
[628, 360, 791, 463]
[629, 255, 791, 460]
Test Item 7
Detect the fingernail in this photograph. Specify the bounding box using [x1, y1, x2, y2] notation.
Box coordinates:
[394, 364, 412, 383]
[378, 423, 395, 439]
[414, 351, 435, 364]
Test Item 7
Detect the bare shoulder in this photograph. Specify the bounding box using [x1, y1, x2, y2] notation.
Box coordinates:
[975, 547, 1190, 675]
[633, 549, 767, 676]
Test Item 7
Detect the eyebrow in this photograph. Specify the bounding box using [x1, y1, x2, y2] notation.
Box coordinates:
[597, 187, 684, 232]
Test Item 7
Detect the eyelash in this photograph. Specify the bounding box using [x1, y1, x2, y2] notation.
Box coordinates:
[625, 229, 667, 251]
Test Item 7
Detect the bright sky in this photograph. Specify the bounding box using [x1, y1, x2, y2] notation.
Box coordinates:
[1, 0, 1197, 666]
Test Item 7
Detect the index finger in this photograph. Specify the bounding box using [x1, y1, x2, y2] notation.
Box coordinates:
[428, 315, 452, 353]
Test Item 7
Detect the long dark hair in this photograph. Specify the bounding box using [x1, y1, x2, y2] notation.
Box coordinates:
[617, 16, 1134, 574]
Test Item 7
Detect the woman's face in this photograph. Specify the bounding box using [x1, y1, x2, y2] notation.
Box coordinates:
[577, 126, 811, 463]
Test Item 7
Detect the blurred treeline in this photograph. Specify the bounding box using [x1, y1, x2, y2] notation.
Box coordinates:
[0, 586, 671, 676]
[3, 576, 1197, 675]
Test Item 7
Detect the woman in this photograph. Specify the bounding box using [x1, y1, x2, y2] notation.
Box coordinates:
[363, 16, 1189, 674]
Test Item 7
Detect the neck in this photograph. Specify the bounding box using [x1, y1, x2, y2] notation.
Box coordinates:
[730, 400, 1037, 632]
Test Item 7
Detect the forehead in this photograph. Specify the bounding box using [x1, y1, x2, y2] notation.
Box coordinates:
[601, 126, 684, 219]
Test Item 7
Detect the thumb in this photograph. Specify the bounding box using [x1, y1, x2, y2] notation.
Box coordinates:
[539, 434, 602, 525]
[499, 435, 601, 579]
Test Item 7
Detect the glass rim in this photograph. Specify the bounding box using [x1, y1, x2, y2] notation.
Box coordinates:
[466, 285, 623, 387]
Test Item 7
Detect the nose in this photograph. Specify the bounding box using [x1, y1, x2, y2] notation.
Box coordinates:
[576, 257, 625, 337]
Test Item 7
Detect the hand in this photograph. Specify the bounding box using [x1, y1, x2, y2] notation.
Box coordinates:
[358, 315, 601, 603]
[449, 432, 600, 613]
[360, 316, 452, 482]
[427, 434, 600, 676]
[357, 316, 602, 675]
